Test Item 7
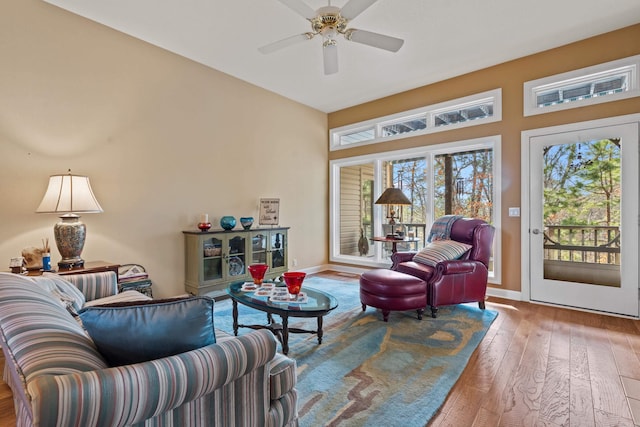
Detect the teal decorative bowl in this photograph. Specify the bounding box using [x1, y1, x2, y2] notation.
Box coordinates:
[240, 217, 254, 230]
[220, 216, 236, 230]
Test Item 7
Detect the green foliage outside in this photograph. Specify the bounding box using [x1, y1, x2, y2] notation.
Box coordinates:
[543, 139, 620, 227]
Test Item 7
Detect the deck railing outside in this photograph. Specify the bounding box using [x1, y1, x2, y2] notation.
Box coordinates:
[543, 225, 620, 264]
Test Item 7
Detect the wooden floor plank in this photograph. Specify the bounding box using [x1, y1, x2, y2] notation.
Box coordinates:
[607, 328, 640, 379]
[570, 318, 591, 382]
[593, 408, 635, 427]
[0, 351, 16, 427]
[460, 327, 516, 393]
[585, 326, 633, 419]
[472, 407, 502, 427]
[433, 384, 486, 427]
[477, 310, 531, 417]
[478, 348, 523, 418]
[496, 308, 552, 426]
[569, 376, 596, 427]
[538, 355, 570, 426]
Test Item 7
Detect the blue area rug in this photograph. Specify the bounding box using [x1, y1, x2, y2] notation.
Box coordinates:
[213, 276, 498, 427]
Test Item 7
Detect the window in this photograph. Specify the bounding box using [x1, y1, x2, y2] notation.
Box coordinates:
[331, 89, 502, 150]
[434, 101, 494, 127]
[524, 55, 640, 116]
[340, 127, 375, 145]
[433, 148, 494, 222]
[330, 137, 501, 283]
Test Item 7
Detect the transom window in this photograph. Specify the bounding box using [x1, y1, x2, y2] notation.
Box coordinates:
[331, 89, 502, 151]
[524, 55, 640, 116]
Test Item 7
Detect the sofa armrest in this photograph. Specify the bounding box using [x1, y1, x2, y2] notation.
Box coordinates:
[436, 260, 478, 275]
[63, 271, 118, 301]
[269, 352, 297, 400]
[390, 251, 418, 269]
[27, 329, 279, 427]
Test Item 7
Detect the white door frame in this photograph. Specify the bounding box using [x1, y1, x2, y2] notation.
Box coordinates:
[521, 113, 640, 316]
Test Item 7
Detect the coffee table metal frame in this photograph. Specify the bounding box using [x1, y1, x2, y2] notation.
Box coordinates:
[226, 282, 338, 355]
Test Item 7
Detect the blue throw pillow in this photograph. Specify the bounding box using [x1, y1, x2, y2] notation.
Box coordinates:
[78, 296, 216, 366]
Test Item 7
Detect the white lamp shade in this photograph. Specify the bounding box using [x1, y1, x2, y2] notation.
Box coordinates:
[36, 173, 103, 214]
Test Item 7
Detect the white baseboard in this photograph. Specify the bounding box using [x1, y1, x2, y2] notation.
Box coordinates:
[486, 287, 522, 301]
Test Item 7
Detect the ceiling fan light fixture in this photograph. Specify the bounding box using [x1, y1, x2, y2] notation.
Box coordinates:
[323, 40, 338, 75]
[322, 26, 338, 39]
[323, 38, 337, 48]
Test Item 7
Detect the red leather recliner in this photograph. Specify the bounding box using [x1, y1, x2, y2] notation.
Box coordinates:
[390, 218, 495, 318]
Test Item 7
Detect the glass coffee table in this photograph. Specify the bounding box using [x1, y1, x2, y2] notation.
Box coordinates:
[227, 281, 338, 355]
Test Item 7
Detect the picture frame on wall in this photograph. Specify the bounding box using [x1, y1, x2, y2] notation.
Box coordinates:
[259, 198, 280, 226]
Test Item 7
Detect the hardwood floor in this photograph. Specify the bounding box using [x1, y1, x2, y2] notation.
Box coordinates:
[0, 352, 15, 427]
[1, 271, 639, 426]
[427, 297, 640, 427]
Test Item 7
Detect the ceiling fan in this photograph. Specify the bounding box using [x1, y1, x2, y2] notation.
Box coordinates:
[259, 0, 404, 75]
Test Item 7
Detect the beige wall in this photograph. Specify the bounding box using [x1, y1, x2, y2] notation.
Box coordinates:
[0, 0, 328, 297]
[329, 24, 640, 293]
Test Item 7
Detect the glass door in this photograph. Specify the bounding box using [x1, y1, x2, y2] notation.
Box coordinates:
[269, 231, 286, 269]
[529, 122, 639, 316]
[250, 232, 268, 264]
[202, 236, 223, 282]
[226, 234, 247, 279]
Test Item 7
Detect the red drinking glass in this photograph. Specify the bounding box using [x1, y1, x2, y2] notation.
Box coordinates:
[248, 263, 268, 285]
[283, 272, 306, 299]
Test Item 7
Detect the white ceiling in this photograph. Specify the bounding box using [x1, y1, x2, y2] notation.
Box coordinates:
[43, 0, 640, 113]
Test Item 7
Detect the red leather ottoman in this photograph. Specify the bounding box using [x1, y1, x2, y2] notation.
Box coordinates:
[360, 269, 427, 322]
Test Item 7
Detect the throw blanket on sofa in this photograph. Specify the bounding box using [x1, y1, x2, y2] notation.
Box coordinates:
[427, 215, 462, 242]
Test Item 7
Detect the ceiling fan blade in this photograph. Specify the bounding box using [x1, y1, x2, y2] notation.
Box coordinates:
[259, 33, 313, 54]
[277, 0, 317, 20]
[340, 0, 379, 20]
[345, 29, 404, 52]
[323, 41, 338, 75]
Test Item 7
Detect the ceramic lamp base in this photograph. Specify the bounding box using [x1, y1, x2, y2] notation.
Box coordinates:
[54, 214, 86, 269]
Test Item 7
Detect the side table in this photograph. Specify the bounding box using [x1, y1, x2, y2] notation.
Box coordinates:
[56, 261, 120, 277]
[371, 236, 405, 254]
[13, 260, 120, 277]
[371, 236, 421, 254]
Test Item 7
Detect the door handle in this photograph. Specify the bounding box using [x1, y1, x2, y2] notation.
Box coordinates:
[531, 229, 541, 234]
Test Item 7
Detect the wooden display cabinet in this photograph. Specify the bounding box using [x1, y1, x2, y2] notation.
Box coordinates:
[183, 227, 289, 299]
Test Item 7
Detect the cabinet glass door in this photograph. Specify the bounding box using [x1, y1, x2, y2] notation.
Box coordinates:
[251, 232, 268, 264]
[270, 232, 286, 269]
[202, 237, 223, 282]
[226, 234, 247, 278]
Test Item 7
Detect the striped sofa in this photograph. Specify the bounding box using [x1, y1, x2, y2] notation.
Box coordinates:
[0, 272, 298, 427]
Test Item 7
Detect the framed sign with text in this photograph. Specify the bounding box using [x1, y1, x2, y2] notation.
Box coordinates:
[259, 198, 280, 225]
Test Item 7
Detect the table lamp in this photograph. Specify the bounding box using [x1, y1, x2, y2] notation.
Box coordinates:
[36, 170, 103, 269]
[374, 187, 411, 237]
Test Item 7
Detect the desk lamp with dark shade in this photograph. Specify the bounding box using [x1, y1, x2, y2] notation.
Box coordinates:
[374, 187, 412, 238]
[36, 170, 103, 269]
